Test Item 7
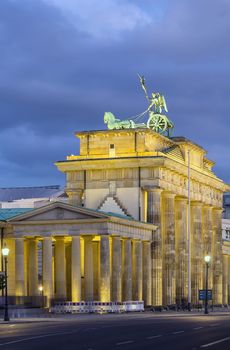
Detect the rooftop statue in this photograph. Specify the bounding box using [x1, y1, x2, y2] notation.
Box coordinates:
[104, 76, 174, 137]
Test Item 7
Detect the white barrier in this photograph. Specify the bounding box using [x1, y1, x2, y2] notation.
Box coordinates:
[50, 301, 144, 314]
[123, 301, 144, 312]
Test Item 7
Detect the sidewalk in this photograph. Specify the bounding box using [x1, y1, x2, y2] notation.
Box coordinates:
[1, 309, 230, 324]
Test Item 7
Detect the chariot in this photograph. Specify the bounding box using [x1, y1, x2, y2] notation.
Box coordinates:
[104, 76, 174, 137]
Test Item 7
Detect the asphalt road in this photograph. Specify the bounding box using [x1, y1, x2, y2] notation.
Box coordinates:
[0, 312, 230, 350]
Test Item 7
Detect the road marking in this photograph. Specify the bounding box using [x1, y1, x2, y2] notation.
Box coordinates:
[193, 327, 203, 330]
[146, 335, 162, 339]
[116, 340, 134, 346]
[201, 337, 230, 348]
[0, 330, 79, 346]
[82, 327, 97, 332]
[209, 323, 220, 327]
[173, 331, 184, 334]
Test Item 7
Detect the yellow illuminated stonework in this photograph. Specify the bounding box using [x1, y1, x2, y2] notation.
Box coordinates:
[2, 202, 155, 307]
[55, 128, 229, 306]
[1, 128, 229, 308]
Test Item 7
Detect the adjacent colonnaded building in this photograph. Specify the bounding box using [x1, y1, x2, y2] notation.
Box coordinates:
[1, 127, 230, 309]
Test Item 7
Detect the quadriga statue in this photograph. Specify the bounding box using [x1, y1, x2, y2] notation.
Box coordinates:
[104, 112, 145, 130]
[104, 76, 174, 137]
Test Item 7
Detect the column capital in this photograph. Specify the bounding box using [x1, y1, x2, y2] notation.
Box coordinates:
[66, 188, 83, 195]
[83, 235, 94, 242]
[112, 235, 121, 240]
[175, 196, 187, 202]
[54, 236, 66, 242]
[162, 191, 176, 199]
[132, 238, 142, 243]
[142, 186, 163, 193]
[122, 237, 131, 241]
[71, 235, 81, 240]
[26, 236, 38, 241]
[100, 234, 110, 238]
[202, 204, 213, 210]
[212, 207, 223, 213]
[66, 188, 83, 206]
[190, 200, 203, 207]
[142, 239, 151, 243]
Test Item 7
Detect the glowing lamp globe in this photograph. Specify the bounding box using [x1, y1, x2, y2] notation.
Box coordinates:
[204, 255, 211, 263]
[2, 247, 9, 257]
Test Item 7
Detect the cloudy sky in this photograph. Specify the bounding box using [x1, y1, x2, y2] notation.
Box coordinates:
[0, 0, 230, 187]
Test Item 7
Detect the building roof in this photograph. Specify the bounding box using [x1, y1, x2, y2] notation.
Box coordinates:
[163, 145, 184, 162]
[0, 185, 64, 202]
[6, 202, 157, 234]
[0, 208, 33, 221]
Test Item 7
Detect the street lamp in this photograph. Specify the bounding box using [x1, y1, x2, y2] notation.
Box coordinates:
[204, 255, 211, 315]
[2, 246, 10, 321]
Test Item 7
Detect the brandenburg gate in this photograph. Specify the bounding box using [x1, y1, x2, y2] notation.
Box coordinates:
[1, 77, 229, 308]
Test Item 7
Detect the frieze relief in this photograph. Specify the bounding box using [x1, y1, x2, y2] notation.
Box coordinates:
[141, 167, 223, 207]
[66, 163, 224, 207]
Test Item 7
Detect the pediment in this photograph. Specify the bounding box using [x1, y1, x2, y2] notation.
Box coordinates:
[8, 202, 108, 222]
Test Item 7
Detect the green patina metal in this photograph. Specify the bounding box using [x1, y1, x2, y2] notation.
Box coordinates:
[104, 76, 174, 137]
[0, 208, 33, 221]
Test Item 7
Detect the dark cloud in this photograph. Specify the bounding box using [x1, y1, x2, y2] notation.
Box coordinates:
[0, 0, 230, 187]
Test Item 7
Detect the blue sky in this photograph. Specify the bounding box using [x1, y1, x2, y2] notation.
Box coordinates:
[0, 0, 230, 187]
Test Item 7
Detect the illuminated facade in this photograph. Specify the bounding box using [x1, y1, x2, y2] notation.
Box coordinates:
[56, 128, 229, 306]
[222, 216, 230, 305]
[1, 128, 229, 307]
[1, 203, 154, 307]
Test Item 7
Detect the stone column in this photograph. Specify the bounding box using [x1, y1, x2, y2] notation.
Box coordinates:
[67, 189, 83, 206]
[162, 192, 176, 306]
[28, 238, 38, 296]
[65, 243, 72, 300]
[84, 236, 94, 301]
[222, 255, 228, 305]
[0, 235, 2, 272]
[212, 208, 223, 305]
[142, 241, 151, 306]
[93, 240, 100, 300]
[122, 238, 132, 301]
[100, 235, 111, 302]
[55, 237, 66, 299]
[146, 187, 162, 306]
[132, 240, 142, 301]
[191, 202, 203, 305]
[112, 236, 122, 302]
[203, 206, 213, 290]
[15, 238, 25, 296]
[43, 237, 53, 306]
[228, 257, 230, 305]
[71, 236, 81, 302]
[175, 198, 188, 305]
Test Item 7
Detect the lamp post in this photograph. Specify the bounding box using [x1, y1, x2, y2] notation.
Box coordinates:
[204, 255, 211, 315]
[187, 149, 191, 311]
[2, 246, 10, 321]
[38, 285, 43, 295]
